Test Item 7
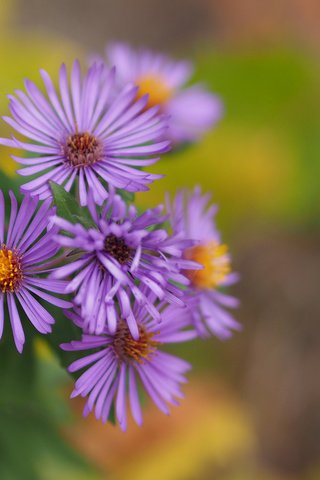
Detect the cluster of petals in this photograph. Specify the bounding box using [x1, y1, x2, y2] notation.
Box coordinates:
[167, 187, 241, 339]
[103, 42, 223, 143]
[0, 190, 71, 352]
[52, 189, 199, 339]
[0, 61, 170, 205]
[61, 293, 197, 431]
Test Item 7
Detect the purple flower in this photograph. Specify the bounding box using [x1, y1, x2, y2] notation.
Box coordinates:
[52, 190, 198, 339]
[167, 187, 241, 339]
[102, 42, 223, 144]
[0, 61, 170, 205]
[0, 190, 72, 352]
[61, 296, 196, 430]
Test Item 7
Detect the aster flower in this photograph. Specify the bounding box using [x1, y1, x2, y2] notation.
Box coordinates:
[61, 294, 196, 430]
[0, 61, 170, 205]
[167, 187, 241, 339]
[52, 189, 198, 339]
[0, 190, 72, 352]
[102, 42, 223, 144]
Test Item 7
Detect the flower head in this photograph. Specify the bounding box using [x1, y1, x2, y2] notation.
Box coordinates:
[0, 61, 170, 205]
[0, 190, 72, 352]
[103, 42, 223, 144]
[167, 187, 241, 339]
[52, 190, 198, 339]
[61, 296, 196, 430]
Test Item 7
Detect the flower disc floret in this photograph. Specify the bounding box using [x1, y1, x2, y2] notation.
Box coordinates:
[0, 246, 23, 293]
[184, 241, 231, 289]
[113, 321, 159, 364]
[104, 234, 132, 265]
[135, 74, 173, 110]
[64, 132, 103, 167]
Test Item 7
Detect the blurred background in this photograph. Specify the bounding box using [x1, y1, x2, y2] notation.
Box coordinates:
[0, 0, 319, 478]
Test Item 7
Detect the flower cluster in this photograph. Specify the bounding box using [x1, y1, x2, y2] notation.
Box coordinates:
[0, 43, 239, 430]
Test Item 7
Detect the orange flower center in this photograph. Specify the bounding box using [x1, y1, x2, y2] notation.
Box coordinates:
[0, 246, 23, 293]
[184, 241, 231, 289]
[113, 321, 159, 364]
[64, 132, 102, 167]
[135, 74, 173, 109]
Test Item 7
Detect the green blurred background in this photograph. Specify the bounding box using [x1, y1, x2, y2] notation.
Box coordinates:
[0, 0, 319, 478]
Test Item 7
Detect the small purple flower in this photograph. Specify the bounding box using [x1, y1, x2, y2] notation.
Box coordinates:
[167, 187, 241, 339]
[102, 42, 223, 144]
[0, 61, 170, 205]
[61, 296, 196, 430]
[52, 190, 198, 339]
[0, 190, 72, 352]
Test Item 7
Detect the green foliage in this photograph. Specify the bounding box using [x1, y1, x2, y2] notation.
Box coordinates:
[50, 182, 95, 229]
[195, 48, 320, 226]
[116, 188, 135, 204]
[45, 305, 82, 372]
[0, 169, 20, 197]
[0, 334, 96, 480]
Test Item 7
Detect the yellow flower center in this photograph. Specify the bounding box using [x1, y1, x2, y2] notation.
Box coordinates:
[113, 321, 159, 364]
[0, 246, 23, 293]
[135, 74, 173, 109]
[184, 241, 231, 289]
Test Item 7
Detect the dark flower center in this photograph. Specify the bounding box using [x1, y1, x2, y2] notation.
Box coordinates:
[112, 321, 159, 364]
[104, 234, 132, 265]
[0, 245, 23, 293]
[64, 132, 102, 167]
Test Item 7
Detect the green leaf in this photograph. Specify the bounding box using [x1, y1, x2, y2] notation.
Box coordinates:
[116, 188, 135, 204]
[0, 330, 36, 403]
[108, 403, 116, 425]
[0, 341, 97, 480]
[45, 305, 82, 373]
[50, 182, 95, 229]
[0, 170, 21, 197]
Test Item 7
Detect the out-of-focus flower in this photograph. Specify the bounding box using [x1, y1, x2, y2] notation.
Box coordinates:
[52, 190, 199, 339]
[61, 295, 196, 431]
[0, 61, 170, 205]
[0, 190, 72, 352]
[102, 42, 223, 144]
[167, 187, 241, 339]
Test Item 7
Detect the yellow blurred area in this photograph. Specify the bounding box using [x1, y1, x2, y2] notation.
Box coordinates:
[0, 0, 81, 176]
[34, 337, 56, 362]
[137, 124, 297, 230]
[63, 381, 256, 480]
[0, 0, 14, 26]
[0, 0, 299, 229]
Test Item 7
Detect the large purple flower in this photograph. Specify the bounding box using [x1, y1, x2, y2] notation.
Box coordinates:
[61, 295, 196, 430]
[102, 42, 223, 144]
[52, 190, 198, 339]
[0, 61, 170, 205]
[167, 187, 241, 339]
[0, 190, 72, 352]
